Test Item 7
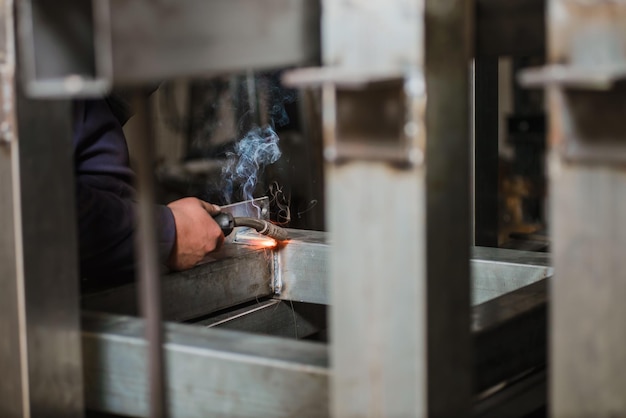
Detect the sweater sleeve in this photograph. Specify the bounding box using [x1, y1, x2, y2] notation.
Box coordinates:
[73, 99, 176, 280]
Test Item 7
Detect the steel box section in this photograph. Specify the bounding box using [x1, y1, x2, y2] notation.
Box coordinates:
[82, 312, 329, 418]
[83, 276, 548, 418]
[276, 233, 551, 306]
[93, 0, 320, 84]
[16, 0, 109, 97]
[82, 245, 273, 322]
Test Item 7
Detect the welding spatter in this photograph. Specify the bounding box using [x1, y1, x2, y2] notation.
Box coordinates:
[213, 212, 289, 242]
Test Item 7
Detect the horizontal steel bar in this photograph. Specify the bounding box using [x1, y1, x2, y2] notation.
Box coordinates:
[197, 299, 326, 340]
[473, 279, 548, 392]
[84, 276, 548, 417]
[82, 231, 551, 319]
[93, 0, 320, 84]
[82, 312, 329, 418]
[276, 232, 551, 306]
[82, 245, 273, 322]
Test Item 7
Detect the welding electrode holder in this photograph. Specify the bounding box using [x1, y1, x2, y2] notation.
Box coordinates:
[213, 213, 236, 237]
[212, 213, 289, 241]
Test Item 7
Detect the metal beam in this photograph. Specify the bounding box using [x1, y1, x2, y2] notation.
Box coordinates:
[425, 0, 473, 412]
[15, 0, 108, 97]
[14, 79, 85, 418]
[82, 312, 329, 418]
[82, 245, 273, 322]
[93, 0, 320, 85]
[473, 279, 547, 392]
[83, 228, 550, 320]
[83, 275, 549, 418]
[0, 2, 84, 414]
[519, 0, 626, 414]
[552, 154, 626, 415]
[276, 231, 550, 308]
[474, 58, 499, 247]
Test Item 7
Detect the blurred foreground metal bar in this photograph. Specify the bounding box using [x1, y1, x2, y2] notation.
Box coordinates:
[132, 92, 166, 417]
[82, 312, 329, 418]
[83, 273, 548, 418]
[0, 5, 27, 414]
[425, 0, 472, 414]
[517, 0, 626, 415]
[474, 58, 499, 247]
[0, 1, 84, 414]
[92, 0, 320, 85]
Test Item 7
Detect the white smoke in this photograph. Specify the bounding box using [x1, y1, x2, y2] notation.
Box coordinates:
[221, 126, 282, 204]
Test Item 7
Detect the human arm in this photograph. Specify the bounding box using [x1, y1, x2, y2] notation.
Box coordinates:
[73, 99, 223, 279]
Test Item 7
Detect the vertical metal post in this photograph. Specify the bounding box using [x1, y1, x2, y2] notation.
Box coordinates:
[425, 0, 473, 414]
[474, 58, 499, 247]
[309, 0, 472, 416]
[517, 0, 626, 415]
[132, 92, 167, 418]
[0, 5, 27, 416]
[1, 1, 85, 417]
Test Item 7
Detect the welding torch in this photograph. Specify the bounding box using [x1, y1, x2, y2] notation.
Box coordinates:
[213, 212, 289, 242]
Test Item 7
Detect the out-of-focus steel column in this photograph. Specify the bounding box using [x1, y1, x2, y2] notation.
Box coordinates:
[425, 0, 473, 414]
[1, 1, 84, 416]
[322, 1, 428, 416]
[287, 0, 471, 415]
[0, 4, 26, 416]
[131, 92, 167, 418]
[520, 1, 626, 416]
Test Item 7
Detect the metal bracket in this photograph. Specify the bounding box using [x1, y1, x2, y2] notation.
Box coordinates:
[16, 0, 111, 98]
[285, 68, 426, 167]
[552, 85, 626, 164]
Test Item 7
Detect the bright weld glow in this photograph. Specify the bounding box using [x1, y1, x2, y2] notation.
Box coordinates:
[236, 233, 278, 248]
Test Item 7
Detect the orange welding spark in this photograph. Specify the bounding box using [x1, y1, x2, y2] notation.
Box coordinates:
[256, 238, 278, 248]
[236, 234, 278, 248]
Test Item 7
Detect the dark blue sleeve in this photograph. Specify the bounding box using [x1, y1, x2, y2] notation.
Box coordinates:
[74, 99, 176, 280]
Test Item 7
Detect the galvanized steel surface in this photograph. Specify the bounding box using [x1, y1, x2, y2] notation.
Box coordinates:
[83, 312, 329, 418]
[551, 157, 626, 416]
[93, 0, 320, 84]
[82, 245, 273, 322]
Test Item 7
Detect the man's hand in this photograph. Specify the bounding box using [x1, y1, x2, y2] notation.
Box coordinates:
[166, 197, 224, 271]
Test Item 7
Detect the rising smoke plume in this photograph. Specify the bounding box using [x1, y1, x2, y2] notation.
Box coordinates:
[221, 125, 282, 204]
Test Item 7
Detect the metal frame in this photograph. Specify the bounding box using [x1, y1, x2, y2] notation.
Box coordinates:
[0, 2, 84, 415]
[81, 249, 550, 417]
[1, 0, 564, 417]
[516, 0, 626, 415]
